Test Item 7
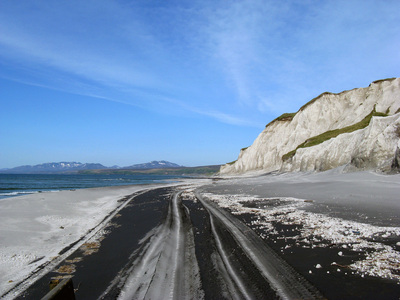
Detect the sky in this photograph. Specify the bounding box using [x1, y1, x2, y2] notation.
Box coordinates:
[0, 0, 399, 168]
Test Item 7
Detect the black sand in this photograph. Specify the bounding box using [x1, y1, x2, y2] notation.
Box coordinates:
[233, 211, 400, 299]
[14, 185, 400, 299]
[17, 187, 171, 299]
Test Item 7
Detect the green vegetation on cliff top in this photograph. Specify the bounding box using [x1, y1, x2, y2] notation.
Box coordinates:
[229, 77, 396, 167]
[265, 112, 297, 127]
[265, 77, 397, 129]
[282, 109, 388, 161]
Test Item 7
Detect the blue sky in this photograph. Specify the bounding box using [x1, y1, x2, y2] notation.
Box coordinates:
[1, 0, 399, 168]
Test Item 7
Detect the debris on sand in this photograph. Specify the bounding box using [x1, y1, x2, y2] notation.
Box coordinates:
[202, 192, 400, 282]
[80, 242, 101, 256]
[56, 264, 76, 274]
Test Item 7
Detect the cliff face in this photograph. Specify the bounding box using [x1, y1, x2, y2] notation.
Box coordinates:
[220, 78, 400, 174]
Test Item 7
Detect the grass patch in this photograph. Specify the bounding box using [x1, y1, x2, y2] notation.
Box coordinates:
[275, 113, 297, 121]
[371, 77, 397, 85]
[265, 112, 297, 128]
[282, 109, 388, 161]
[269, 78, 397, 129]
[299, 92, 334, 112]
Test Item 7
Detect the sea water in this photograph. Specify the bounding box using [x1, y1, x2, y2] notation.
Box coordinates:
[0, 173, 183, 199]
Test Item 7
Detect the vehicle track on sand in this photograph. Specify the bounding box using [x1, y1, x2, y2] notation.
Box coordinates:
[115, 191, 203, 300]
[18, 187, 323, 299]
[117, 189, 322, 299]
[195, 189, 324, 300]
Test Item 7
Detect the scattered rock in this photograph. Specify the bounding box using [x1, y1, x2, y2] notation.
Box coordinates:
[56, 264, 76, 274]
[80, 241, 101, 256]
[66, 257, 82, 263]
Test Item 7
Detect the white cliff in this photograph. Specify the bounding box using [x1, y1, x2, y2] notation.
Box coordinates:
[220, 78, 400, 174]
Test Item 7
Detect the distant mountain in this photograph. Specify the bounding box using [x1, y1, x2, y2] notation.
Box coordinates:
[0, 160, 184, 174]
[123, 160, 182, 169]
[109, 165, 121, 169]
[0, 162, 108, 174]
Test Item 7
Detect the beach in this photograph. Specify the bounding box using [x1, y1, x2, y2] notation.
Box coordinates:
[1, 171, 400, 299]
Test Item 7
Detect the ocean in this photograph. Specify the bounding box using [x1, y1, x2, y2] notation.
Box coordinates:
[0, 173, 183, 200]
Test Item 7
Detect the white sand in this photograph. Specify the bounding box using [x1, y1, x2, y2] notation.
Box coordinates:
[0, 182, 181, 297]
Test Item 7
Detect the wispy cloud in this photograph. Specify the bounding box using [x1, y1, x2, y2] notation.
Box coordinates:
[152, 94, 261, 127]
[200, 1, 276, 105]
[196, 0, 400, 113]
[0, 1, 253, 125]
[0, 2, 168, 89]
[0, 0, 399, 127]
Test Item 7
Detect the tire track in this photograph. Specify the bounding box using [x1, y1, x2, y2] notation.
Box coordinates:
[117, 191, 203, 300]
[209, 213, 255, 299]
[18, 186, 323, 299]
[195, 189, 324, 300]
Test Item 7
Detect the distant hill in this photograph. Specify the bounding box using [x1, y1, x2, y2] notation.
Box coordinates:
[0, 160, 221, 175]
[124, 160, 182, 169]
[80, 165, 221, 176]
[0, 160, 185, 174]
[0, 162, 107, 174]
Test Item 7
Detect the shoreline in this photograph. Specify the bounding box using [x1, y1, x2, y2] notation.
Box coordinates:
[0, 173, 192, 201]
[0, 179, 210, 298]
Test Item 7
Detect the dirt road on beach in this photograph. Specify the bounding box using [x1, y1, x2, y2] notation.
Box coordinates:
[11, 186, 322, 299]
